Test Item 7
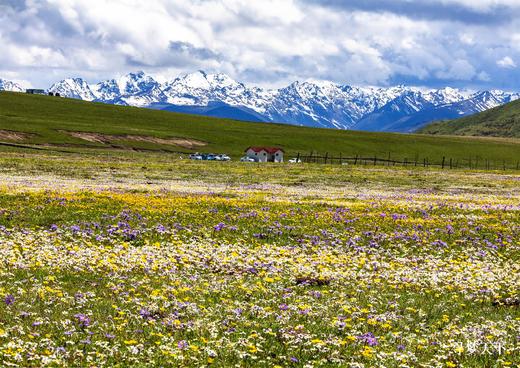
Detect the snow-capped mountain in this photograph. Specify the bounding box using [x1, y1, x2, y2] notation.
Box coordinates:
[36, 71, 520, 132]
[0, 79, 24, 92]
[49, 78, 96, 101]
[99, 71, 166, 107]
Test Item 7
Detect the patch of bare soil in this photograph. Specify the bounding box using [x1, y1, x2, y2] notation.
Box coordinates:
[0, 130, 34, 141]
[61, 131, 207, 149]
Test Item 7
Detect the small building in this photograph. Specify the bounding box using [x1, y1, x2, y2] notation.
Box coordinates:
[26, 89, 46, 95]
[245, 146, 284, 162]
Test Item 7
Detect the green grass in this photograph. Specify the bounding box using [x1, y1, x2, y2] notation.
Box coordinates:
[419, 99, 520, 138]
[1, 91, 520, 165]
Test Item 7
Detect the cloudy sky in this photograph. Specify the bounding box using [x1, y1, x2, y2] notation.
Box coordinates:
[1, 0, 520, 90]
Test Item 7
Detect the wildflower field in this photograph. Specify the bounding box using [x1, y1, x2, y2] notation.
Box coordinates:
[0, 151, 519, 367]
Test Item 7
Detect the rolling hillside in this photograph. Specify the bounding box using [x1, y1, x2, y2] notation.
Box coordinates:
[1, 91, 520, 164]
[418, 99, 520, 138]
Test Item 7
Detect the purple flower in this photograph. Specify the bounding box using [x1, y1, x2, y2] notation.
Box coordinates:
[105, 333, 115, 339]
[4, 294, 14, 306]
[357, 332, 378, 346]
[177, 340, 188, 350]
[139, 308, 152, 319]
[290, 357, 299, 362]
[156, 224, 166, 233]
[50, 224, 59, 231]
[279, 304, 289, 311]
[74, 313, 91, 328]
[213, 222, 225, 231]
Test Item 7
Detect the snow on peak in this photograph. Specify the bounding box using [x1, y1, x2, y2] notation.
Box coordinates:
[0, 78, 24, 92]
[49, 78, 96, 101]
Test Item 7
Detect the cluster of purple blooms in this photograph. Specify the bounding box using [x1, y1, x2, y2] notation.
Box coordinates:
[74, 313, 91, 328]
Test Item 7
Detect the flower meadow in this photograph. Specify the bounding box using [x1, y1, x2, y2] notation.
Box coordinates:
[0, 162, 519, 367]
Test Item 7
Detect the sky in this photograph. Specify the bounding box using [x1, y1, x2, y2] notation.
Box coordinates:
[1, 0, 520, 90]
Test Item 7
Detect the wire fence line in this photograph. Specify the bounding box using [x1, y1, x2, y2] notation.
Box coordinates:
[294, 152, 520, 171]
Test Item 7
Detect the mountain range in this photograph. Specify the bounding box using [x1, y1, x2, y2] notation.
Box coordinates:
[1, 71, 519, 132]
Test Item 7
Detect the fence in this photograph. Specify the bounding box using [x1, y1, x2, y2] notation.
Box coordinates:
[294, 152, 520, 171]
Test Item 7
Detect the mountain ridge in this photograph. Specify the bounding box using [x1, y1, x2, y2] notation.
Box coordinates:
[1, 73, 518, 132]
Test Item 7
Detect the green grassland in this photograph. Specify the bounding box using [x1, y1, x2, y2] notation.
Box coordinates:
[419, 99, 520, 138]
[1, 91, 520, 165]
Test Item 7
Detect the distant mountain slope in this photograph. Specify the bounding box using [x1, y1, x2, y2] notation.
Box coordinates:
[3, 72, 519, 132]
[150, 102, 267, 123]
[0, 79, 23, 92]
[418, 99, 520, 138]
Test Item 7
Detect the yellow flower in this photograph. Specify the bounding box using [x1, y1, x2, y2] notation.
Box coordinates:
[124, 339, 138, 345]
[361, 346, 373, 358]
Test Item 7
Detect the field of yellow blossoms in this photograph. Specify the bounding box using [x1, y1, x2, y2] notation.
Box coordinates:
[0, 155, 519, 367]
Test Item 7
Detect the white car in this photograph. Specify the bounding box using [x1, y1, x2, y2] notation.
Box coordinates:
[189, 154, 203, 160]
[216, 154, 231, 161]
[288, 158, 302, 163]
[240, 156, 255, 162]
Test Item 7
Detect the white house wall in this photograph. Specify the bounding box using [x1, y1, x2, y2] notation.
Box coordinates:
[245, 149, 283, 162]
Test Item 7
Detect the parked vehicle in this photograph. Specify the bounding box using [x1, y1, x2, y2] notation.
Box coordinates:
[289, 158, 302, 163]
[240, 156, 255, 162]
[190, 153, 231, 161]
[216, 154, 231, 161]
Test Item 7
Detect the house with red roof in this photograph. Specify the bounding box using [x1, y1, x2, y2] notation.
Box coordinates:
[245, 146, 284, 162]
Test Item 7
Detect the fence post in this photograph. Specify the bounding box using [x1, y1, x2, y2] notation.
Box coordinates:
[373, 156, 377, 166]
[339, 152, 342, 165]
[423, 158, 426, 168]
[354, 155, 358, 165]
[296, 152, 300, 163]
[441, 156, 445, 169]
[449, 158, 452, 169]
[324, 152, 328, 164]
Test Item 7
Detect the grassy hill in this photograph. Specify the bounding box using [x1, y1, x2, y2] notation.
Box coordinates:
[418, 99, 520, 138]
[1, 91, 520, 165]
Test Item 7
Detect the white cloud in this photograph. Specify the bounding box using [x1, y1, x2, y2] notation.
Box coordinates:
[497, 56, 517, 69]
[436, 59, 476, 80]
[0, 0, 520, 89]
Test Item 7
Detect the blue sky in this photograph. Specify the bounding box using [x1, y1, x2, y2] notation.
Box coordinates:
[1, 0, 519, 90]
